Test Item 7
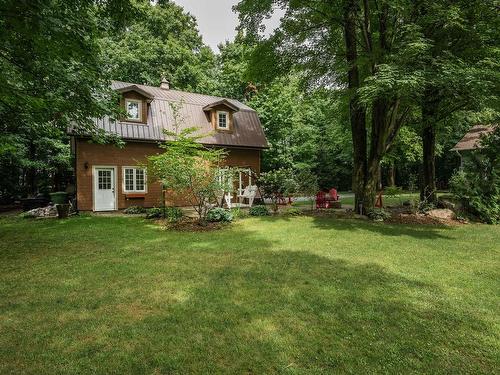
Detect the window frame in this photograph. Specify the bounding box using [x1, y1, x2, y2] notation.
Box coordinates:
[124, 99, 142, 122]
[216, 110, 229, 130]
[122, 166, 147, 193]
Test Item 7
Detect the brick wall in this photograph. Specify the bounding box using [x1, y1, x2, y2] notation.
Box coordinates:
[75, 138, 261, 211]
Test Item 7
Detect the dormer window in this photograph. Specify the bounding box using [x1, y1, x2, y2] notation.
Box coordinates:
[217, 111, 228, 129]
[125, 99, 142, 121]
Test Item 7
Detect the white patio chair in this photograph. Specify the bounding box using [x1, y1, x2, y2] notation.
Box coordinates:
[238, 185, 257, 207]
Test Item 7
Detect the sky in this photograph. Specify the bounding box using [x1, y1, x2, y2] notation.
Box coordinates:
[172, 0, 282, 52]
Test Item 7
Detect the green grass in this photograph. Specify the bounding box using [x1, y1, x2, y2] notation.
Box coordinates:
[0, 215, 499, 374]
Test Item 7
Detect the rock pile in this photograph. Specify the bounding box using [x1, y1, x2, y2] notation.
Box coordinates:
[24, 205, 58, 218]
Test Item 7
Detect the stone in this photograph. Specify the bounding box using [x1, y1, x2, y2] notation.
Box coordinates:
[426, 208, 455, 220]
[25, 205, 58, 218]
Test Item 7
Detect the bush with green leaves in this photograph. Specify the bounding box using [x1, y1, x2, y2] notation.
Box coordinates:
[367, 208, 391, 221]
[249, 205, 270, 216]
[258, 168, 298, 213]
[123, 206, 147, 214]
[231, 208, 249, 219]
[146, 207, 183, 222]
[284, 207, 302, 216]
[206, 208, 233, 223]
[450, 127, 499, 224]
[384, 186, 403, 197]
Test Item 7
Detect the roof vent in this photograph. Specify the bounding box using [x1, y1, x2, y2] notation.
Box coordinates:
[160, 77, 170, 90]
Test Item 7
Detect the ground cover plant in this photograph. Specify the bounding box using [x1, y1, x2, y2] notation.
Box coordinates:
[0, 215, 498, 374]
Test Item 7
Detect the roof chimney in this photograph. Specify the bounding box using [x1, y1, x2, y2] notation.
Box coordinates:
[160, 77, 170, 90]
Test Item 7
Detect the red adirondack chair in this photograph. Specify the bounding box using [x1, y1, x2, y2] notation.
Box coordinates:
[329, 188, 340, 202]
[316, 191, 329, 209]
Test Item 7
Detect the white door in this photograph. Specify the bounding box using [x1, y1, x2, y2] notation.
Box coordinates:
[94, 167, 116, 211]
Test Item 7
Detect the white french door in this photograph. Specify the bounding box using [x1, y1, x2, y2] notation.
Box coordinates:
[93, 167, 116, 211]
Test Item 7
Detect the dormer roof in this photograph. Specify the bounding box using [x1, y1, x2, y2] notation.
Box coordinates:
[116, 85, 154, 103]
[203, 99, 240, 112]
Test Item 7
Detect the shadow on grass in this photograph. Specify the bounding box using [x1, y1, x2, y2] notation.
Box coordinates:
[0, 216, 496, 374]
[258, 214, 455, 240]
[119, 246, 496, 374]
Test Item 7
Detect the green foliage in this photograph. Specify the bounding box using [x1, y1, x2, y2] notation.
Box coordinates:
[258, 168, 297, 213]
[99, 0, 215, 92]
[206, 208, 233, 223]
[450, 127, 500, 224]
[249, 205, 270, 216]
[0, 0, 131, 197]
[231, 208, 249, 220]
[145, 207, 183, 222]
[123, 206, 147, 214]
[283, 207, 302, 216]
[147, 105, 226, 221]
[384, 186, 404, 197]
[367, 208, 392, 222]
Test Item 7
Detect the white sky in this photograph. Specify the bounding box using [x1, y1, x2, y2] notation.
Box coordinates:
[172, 0, 282, 52]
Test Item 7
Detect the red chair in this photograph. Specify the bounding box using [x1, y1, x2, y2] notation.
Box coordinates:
[316, 191, 329, 209]
[329, 188, 340, 201]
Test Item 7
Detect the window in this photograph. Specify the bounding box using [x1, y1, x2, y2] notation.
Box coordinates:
[125, 99, 142, 121]
[217, 111, 228, 129]
[123, 167, 146, 192]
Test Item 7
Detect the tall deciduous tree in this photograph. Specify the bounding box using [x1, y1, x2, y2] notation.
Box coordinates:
[236, 0, 427, 210]
[0, 0, 133, 196]
[413, 0, 500, 203]
[99, 0, 216, 92]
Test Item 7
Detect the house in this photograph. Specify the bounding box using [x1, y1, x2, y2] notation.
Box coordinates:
[71, 79, 268, 212]
[451, 124, 496, 167]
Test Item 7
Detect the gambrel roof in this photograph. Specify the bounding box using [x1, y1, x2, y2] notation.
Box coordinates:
[90, 81, 268, 149]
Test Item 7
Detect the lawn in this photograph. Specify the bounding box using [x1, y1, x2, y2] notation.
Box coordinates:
[0, 215, 499, 374]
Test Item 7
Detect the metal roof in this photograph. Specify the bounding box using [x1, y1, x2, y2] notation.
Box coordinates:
[89, 81, 268, 149]
[451, 125, 496, 152]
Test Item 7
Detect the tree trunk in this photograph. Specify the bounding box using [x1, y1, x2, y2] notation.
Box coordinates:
[344, 0, 367, 213]
[421, 90, 438, 204]
[388, 162, 396, 186]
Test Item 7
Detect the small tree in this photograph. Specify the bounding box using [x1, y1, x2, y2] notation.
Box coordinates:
[258, 168, 297, 213]
[295, 169, 319, 210]
[147, 124, 226, 222]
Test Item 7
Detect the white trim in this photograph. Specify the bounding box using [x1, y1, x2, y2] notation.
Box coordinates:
[216, 110, 229, 129]
[122, 166, 148, 193]
[92, 165, 117, 211]
[125, 98, 142, 121]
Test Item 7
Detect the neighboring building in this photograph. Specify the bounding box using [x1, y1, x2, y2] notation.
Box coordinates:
[451, 124, 496, 167]
[71, 80, 268, 211]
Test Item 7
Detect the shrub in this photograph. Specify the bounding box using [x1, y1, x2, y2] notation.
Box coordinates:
[384, 186, 403, 197]
[206, 207, 233, 222]
[249, 205, 270, 216]
[367, 208, 391, 221]
[284, 207, 302, 216]
[146, 207, 183, 222]
[449, 127, 499, 224]
[231, 208, 249, 219]
[123, 205, 147, 214]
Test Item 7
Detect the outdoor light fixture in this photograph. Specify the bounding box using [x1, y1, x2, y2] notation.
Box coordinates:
[84, 162, 89, 170]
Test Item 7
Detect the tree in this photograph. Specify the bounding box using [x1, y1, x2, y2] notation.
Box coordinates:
[147, 103, 226, 222]
[258, 168, 297, 213]
[412, 0, 500, 203]
[99, 0, 216, 92]
[0, 0, 133, 196]
[236, 0, 427, 211]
